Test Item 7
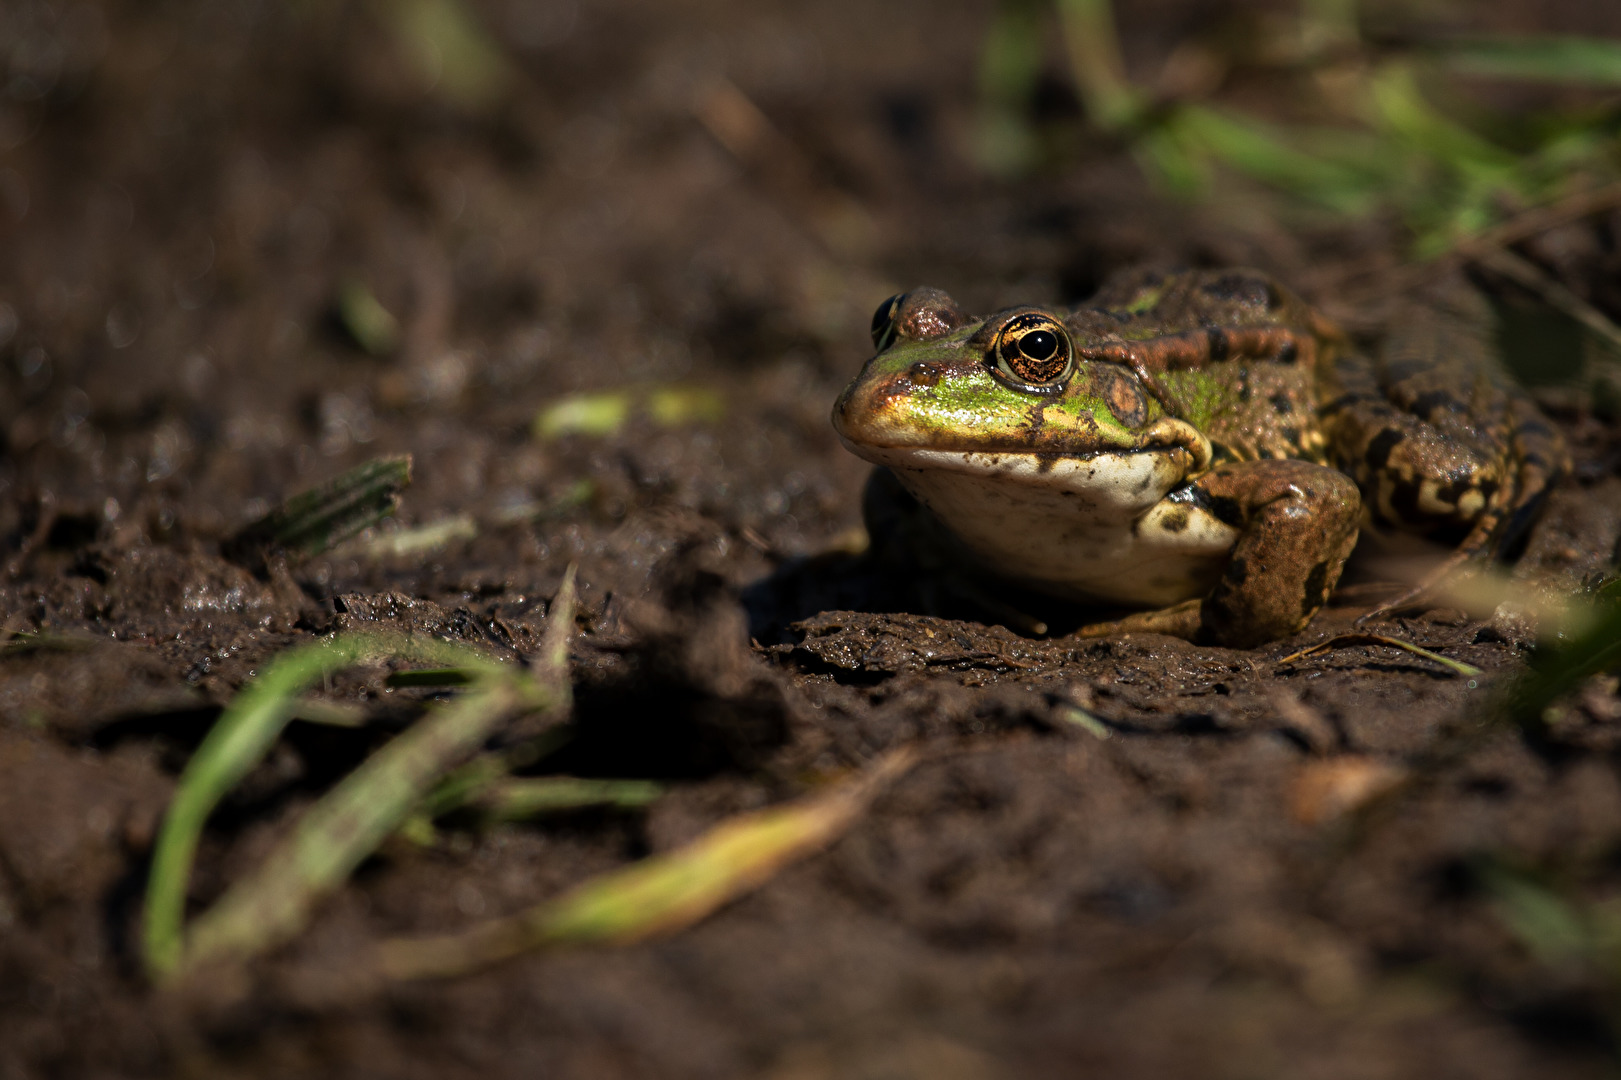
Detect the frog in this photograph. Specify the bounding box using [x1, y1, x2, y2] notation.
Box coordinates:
[831, 267, 1567, 649]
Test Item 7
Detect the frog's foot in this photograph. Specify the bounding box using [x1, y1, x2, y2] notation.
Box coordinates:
[939, 576, 1049, 636]
[1195, 461, 1362, 648]
[1192, 460, 1361, 649]
[1076, 599, 1202, 641]
[1078, 461, 1360, 649]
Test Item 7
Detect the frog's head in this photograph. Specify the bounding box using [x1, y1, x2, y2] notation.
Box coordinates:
[832, 288, 1211, 491]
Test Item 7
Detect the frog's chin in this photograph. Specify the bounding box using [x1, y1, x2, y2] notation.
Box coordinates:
[838, 436, 1192, 508]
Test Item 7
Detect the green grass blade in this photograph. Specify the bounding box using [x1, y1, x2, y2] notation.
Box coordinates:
[377, 746, 917, 980]
[479, 778, 663, 820]
[1477, 859, 1590, 965]
[1055, 0, 1140, 131]
[379, 0, 515, 110]
[1172, 105, 1381, 214]
[358, 515, 477, 559]
[155, 570, 578, 979]
[1505, 599, 1621, 729]
[974, 0, 1046, 175]
[335, 279, 401, 356]
[143, 631, 490, 976]
[1440, 35, 1621, 87]
[1275, 634, 1483, 677]
[226, 455, 413, 568]
[180, 669, 553, 972]
[1369, 64, 1518, 176]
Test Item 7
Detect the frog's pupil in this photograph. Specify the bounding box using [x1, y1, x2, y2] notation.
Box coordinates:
[1018, 330, 1058, 361]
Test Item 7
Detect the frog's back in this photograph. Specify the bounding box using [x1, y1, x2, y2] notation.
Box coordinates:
[1065, 268, 1336, 465]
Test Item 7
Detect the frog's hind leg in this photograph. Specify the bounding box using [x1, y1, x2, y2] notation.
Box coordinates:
[1496, 394, 1568, 557]
[1357, 391, 1569, 620]
[1079, 460, 1361, 649]
[1321, 288, 1570, 618]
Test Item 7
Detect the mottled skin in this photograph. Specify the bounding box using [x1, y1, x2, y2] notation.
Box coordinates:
[832, 267, 1566, 648]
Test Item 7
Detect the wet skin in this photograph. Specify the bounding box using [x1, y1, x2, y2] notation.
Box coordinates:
[832, 268, 1568, 649]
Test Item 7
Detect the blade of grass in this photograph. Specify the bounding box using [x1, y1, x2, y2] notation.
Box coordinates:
[478, 778, 663, 820]
[180, 667, 552, 973]
[1477, 859, 1590, 966]
[1466, 244, 1621, 358]
[379, 0, 515, 110]
[357, 514, 478, 559]
[1172, 104, 1382, 214]
[533, 391, 632, 439]
[166, 570, 578, 978]
[1439, 35, 1621, 88]
[1055, 0, 1140, 131]
[225, 455, 413, 569]
[1275, 633, 1483, 677]
[336, 279, 401, 356]
[1057, 703, 1112, 740]
[377, 745, 917, 980]
[491, 479, 595, 525]
[1369, 62, 1520, 196]
[1505, 596, 1621, 730]
[412, 722, 577, 825]
[143, 630, 493, 976]
[975, 0, 1046, 175]
[533, 387, 728, 441]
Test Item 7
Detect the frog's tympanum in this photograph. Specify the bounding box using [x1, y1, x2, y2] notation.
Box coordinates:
[832, 268, 1567, 648]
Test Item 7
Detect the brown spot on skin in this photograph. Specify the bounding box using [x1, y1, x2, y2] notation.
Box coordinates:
[1301, 560, 1331, 619]
[1411, 390, 1461, 418]
[1365, 428, 1405, 470]
[1391, 480, 1424, 523]
[1161, 507, 1189, 533]
[1101, 368, 1148, 428]
[1269, 392, 1293, 414]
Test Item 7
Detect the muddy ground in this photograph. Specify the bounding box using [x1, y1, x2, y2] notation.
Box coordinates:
[5, 0, 1621, 1076]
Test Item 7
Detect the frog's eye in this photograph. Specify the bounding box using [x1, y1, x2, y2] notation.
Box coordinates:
[870, 294, 904, 352]
[991, 313, 1073, 389]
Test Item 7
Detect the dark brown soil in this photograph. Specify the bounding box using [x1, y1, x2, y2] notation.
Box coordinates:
[5, 2, 1621, 1077]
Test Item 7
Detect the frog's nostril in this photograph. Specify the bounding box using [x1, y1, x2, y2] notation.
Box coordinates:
[907, 361, 943, 387]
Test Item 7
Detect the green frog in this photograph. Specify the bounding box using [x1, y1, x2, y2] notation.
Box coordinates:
[831, 267, 1566, 648]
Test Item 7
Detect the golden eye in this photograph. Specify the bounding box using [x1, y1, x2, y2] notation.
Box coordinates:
[992, 313, 1073, 389]
[870, 294, 903, 352]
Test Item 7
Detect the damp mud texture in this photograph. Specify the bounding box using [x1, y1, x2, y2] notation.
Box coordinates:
[7, 2, 1621, 1077]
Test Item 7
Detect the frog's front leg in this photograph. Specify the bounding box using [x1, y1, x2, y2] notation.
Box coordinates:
[1080, 460, 1361, 649]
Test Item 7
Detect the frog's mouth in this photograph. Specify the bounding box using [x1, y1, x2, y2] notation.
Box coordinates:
[836, 434, 1201, 512]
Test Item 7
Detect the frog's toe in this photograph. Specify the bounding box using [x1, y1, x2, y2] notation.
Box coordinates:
[1076, 599, 1203, 642]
